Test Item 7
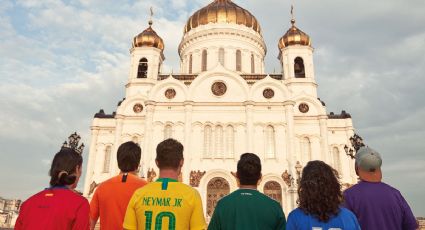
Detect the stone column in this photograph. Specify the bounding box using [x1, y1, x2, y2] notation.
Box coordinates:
[245, 101, 254, 152]
[112, 117, 123, 175]
[288, 187, 297, 211]
[83, 128, 99, 197]
[319, 115, 330, 163]
[142, 101, 156, 176]
[284, 101, 296, 162]
[183, 101, 194, 183]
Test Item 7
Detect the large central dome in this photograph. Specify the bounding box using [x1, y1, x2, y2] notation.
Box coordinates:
[184, 0, 261, 34]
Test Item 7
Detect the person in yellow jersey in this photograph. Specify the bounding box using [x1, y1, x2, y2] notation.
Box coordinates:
[123, 138, 206, 230]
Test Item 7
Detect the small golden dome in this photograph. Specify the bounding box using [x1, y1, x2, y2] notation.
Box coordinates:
[133, 21, 164, 51]
[278, 19, 311, 49]
[184, 0, 261, 34]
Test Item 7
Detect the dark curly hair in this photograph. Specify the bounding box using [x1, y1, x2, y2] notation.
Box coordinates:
[297, 160, 343, 222]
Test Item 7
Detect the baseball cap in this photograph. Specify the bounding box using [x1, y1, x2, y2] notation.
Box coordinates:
[355, 146, 382, 172]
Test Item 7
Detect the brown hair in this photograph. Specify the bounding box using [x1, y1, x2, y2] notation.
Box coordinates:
[49, 148, 83, 187]
[237, 153, 261, 185]
[117, 141, 141, 172]
[156, 138, 183, 169]
[297, 160, 343, 222]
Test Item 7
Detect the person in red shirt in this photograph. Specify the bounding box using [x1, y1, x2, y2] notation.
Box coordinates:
[90, 141, 148, 230]
[15, 145, 90, 230]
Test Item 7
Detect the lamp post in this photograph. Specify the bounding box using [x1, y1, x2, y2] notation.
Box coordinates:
[344, 133, 365, 159]
[295, 161, 302, 185]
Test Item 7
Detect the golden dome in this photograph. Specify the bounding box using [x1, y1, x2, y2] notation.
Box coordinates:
[133, 21, 164, 51]
[184, 0, 261, 34]
[278, 19, 311, 49]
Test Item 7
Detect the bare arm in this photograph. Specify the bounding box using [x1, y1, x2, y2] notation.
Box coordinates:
[89, 218, 98, 230]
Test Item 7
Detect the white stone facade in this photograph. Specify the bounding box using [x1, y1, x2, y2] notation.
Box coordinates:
[83, 2, 357, 216]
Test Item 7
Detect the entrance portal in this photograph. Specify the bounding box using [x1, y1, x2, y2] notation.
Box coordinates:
[263, 181, 282, 204]
[206, 177, 230, 217]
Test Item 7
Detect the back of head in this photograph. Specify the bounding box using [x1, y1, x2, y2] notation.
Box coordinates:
[49, 147, 83, 187]
[298, 160, 342, 222]
[156, 138, 184, 170]
[237, 153, 261, 186]
[117, 141, 142, 173]
[355, 146, 382, 172]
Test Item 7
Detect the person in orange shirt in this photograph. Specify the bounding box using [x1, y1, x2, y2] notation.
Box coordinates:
[90, 141, 148, 230]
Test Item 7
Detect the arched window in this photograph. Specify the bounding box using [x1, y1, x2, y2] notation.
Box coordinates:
[215, 125, 223, 158]
[265, 125, 276, 158]
[204, 125, 212, 158]
[264, 181, 282, 204]
[202, 50, 207, 71]
[164, 124, 172, 139]
[333, 147, 342, 174]
[103, 146, 111, 173]
[218, 48, 225, 66]
[137, 58, 148, 78]
[251, 54, 255, 73]
[301, 137, 312, 161]
[236, 50, 242, 71]
[189, 54, 193, 74]
[225, 125, 234, 158]
[206, 177, 230, 217]
[294, 57, 305, 78]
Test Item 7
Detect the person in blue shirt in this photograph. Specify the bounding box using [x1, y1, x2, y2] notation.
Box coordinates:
[286, 160, 360, 230]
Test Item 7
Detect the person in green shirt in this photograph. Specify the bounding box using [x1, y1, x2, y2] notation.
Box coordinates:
[208, 153, 286, 230]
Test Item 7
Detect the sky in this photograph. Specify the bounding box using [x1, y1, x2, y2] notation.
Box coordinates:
[0, 0, 424, 216]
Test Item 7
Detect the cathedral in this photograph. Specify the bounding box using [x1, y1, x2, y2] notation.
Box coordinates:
[83, 0, 357, 216]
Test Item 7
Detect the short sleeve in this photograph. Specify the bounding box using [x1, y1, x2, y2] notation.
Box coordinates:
[348, 209, 361, 230]
[275, 204, 286, 230]
[399, 193, 419, 229]
[342, 190, 352, 209]
[190, 190, 207, 230]
[89, 188, 100, 221]
[207, 201, 221, 230]
[285, 211, 297, 230]
[72, 199, 90, 230]
[14, 202, 26, 230]
[123, 192, 138, 230]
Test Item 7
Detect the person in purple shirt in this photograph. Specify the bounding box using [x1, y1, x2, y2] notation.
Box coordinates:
[343, 146, 418, 230]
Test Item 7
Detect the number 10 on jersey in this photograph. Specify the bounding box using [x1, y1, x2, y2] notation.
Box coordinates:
[145, 211, 176, 230]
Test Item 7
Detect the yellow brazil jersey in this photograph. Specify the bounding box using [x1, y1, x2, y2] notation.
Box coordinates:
[123, 178, 206, 230]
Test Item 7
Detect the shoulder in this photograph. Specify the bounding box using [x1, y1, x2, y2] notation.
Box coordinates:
[21, 190, 46, 206]
[95, 175, 120, 190]
[262, 192, 281, 205]
[68, 190, 89, 203]
[127, 174, 148, 185]
[287, 208, 306, 222]
[288, 208, 304, 217]
[339, 207, 356, 217]
[379, 182, 400, 192]
[174, 182, 199, 194]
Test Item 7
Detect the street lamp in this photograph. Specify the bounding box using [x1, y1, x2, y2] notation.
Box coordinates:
[344, 133, 365, 159]
[295, 161, 302, 184]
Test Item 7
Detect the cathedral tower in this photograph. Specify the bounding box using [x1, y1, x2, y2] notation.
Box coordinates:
[278, 15, 317, 96]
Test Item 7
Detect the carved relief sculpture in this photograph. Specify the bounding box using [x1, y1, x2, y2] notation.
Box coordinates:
[147, 168, 157, 182]
[263, 88, 275, 99]
[189, 170, 206, 187]
[88, 181, 98, 196]
[165, 88, 176, 99]
[211, 81, 227, 96]
[298, 103, 309, 113]
[133, 103, 144, 113]
[281, 170, 293, 187]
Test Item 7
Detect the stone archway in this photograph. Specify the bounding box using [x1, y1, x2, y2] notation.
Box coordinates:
[206, 177, 230, 216]
[263, 181, 282, 204]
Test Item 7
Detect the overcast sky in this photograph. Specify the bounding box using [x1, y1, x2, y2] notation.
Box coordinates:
[1, 0, 424, 216]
